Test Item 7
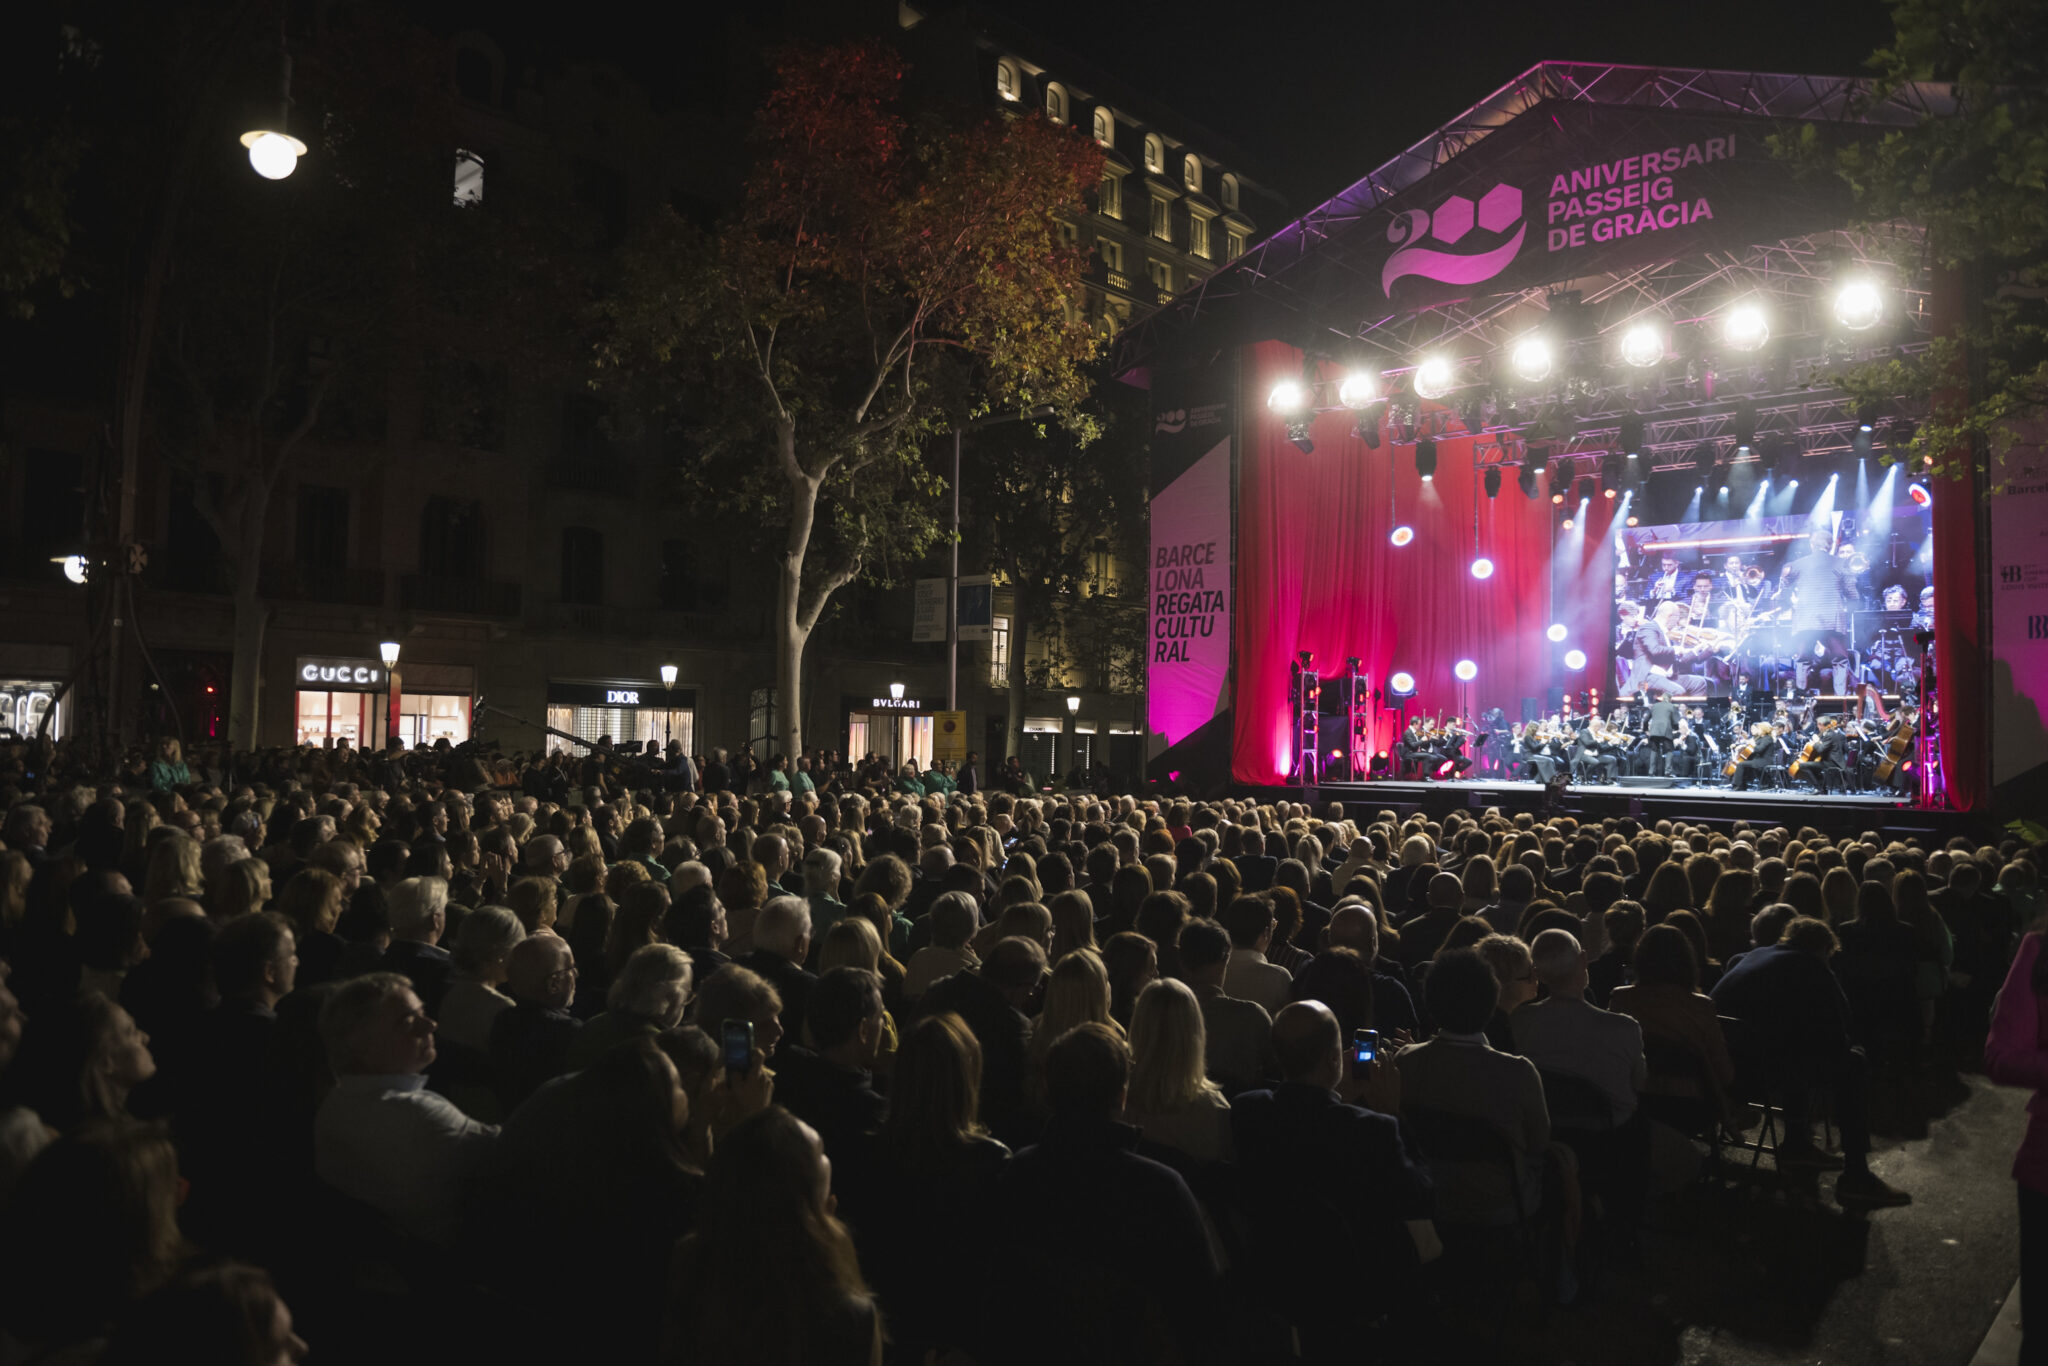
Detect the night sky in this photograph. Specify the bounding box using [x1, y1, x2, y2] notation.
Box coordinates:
[977, 0, 1896, 206]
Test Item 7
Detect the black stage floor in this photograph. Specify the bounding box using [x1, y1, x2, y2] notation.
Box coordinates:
[1241, 775, 1976, 836]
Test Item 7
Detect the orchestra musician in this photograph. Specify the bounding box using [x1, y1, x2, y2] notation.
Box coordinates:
[1513, 721, 1561, 783]
[1573, 714, 1621, 783]
[1796, 718, 1851, 795]
[1729, 721, 1792, 792]
[1623, 600, 1715, 698]
[1912, 585, 1936, 634]
[1646, 553, 1685, 602]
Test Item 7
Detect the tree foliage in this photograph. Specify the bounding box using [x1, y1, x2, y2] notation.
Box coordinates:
[1785, 0, 2048, 482]
[597, 40, 1105, 756]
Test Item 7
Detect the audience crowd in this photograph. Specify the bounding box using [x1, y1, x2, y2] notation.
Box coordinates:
[0, 732, 2040, 1364]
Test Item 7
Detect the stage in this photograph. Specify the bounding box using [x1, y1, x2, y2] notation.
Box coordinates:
[1242, 775, 1974, 837]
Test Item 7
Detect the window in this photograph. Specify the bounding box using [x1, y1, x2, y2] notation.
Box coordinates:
[1092, 106, 1114, 146]
[1147, 258, 1173, 297]
[1098, 238, 1122, 275]
[1189, 213, 1211, 259]
[1044, 81, 1066, 123]
[990, 615, 1011, 685]
[560, 526, 605, 604]
[561, 392, 617, 462]
[1150, 195, 1170, 242]
[1220, 173, 1240, 211]
[1142, 134, 1164, 174]
[1183, 153, 1203, 193]
[1227, 230, 1247, 261]
[1056, 219, 1079, 247]
[419, 497, 488, 581]
[453, 149, 484, 206]
[1098, 173, 1121, 221]
[995, 57, 1020, 101]
[296, 486, 349, 571]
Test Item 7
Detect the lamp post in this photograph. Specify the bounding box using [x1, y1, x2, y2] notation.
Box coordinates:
[239, 29, 306, 180]
[1065, 694, 1081, 785]
[380, 641, 401, 749]
[660, 664, 678, 747]
[949, 406, 1058, 713]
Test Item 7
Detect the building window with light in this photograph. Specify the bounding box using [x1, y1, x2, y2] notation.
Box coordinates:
[1044, 81, 1066, 123]
[453, 149, 484, 206]
[995, 58, 1020, 101]
[1098, 238, 1123, 276]
[1189, 213, 1211, 259]
[1143, 134, 1164, 174]
[1220, 173, 1239, 211]
[990, 615, 1011, 685]
[1227, 230, 1246, 260]
[1183, 154, 1202, 194]
[1150, 196, 1170, 242]
[1092, 106, 1114, 147]
[1099, 173, 1121, 221]
[1148, 259, 1173, 298]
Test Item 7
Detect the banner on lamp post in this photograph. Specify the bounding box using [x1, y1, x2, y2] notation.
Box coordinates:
[933, 710, 969, 765]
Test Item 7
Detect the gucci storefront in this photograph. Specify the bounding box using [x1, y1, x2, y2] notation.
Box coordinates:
[293, 654, 474, 749]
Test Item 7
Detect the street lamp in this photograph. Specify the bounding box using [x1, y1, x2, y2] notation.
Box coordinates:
[1066, 695, 1081, 714]
[660, 664, 678, 746]
[240, 40, 305, 180]
[890, 682, 906, 701]
[379, 641, 401, 750]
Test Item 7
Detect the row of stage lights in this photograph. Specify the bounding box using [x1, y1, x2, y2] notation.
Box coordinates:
[1267, 276, 1892, 456]
[1377, 620, 1591, 703]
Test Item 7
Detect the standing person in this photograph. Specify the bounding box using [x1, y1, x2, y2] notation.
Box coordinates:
[957, 751, 981, 797]
[1644, 696, 1678, 777]
[1988, 930, 2048, 1366]
[150, 737, 192, 794]
[1779, 529, 1855, 693]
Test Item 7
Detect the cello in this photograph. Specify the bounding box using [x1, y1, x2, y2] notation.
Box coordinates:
[1875, 708, 1918, 783]
[1787, 717, 1835, 781]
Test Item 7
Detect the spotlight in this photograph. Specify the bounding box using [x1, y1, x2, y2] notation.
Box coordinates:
[1517, 463, 1538, 498]
[1718, 484, 1729, 497]
[1413, 355, 1455, 400]
[1599, 451, 1621, 494]
[1908, 482, 1932, 507]
[1733, 400, 1757, 455]
[1484, 466, 1501, 499]
[1267, 379, 1308, 415]
[1619, 413, 1645, 459]
[1454, 659, 1478, 681]
[1620, 322, 1662, 368]
[1415, 439, 1437, 482]
[1469, 556, 1495, 580]
[1722, 302, 1770, 351]
[1390, 525, 1415, 547]
[1338, 370, 1379, 409]
[1511, 336, 1553, 384]
[1625, 515, 1638, 526]
[1546, 623, 1568, 642]
[1552, 490, 1565, 505]
[1562, 517, 1574, 530]
[1834, 278, 1884, 331]
[1389, 671, 1417, 698]
[1564, 649, 1587, 670]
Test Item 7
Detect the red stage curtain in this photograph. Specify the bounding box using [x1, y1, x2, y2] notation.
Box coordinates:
[1234, 341, 1590, 785]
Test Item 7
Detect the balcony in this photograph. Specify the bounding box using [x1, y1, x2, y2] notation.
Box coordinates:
[400, 574, 521, 617]
[260, 563, 386, 607]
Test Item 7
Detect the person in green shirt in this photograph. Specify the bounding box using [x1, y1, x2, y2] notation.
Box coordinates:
[767, 756, 792, 793]
[893, 763, 926, 797]
[149, 736, 192, 793]
[922, 760, 956, 795]
[783, 754, 815, 795]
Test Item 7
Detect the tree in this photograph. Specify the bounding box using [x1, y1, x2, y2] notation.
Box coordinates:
[958, 365, 1148, 764]
[597, 41, 1103, 760]
[1780, 0, 2048, 482]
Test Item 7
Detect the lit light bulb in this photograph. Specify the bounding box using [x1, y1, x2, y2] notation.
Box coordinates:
[1564, 649, 1588, 670]
[1454, 659, 1478, 682]
[1723, 303, 1769, 351]
[1546, 623, 1568, 642]
[1511, 337, 1553, 384]
[1337, 371, 1379, 409]
[1412, 355, 1455, 400]
[1620, 323, 1662, 368]
[1834, 279, 1883, 331]
[242, 130, 305, 180]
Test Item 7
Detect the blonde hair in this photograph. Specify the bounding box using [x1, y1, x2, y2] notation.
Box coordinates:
[1126, 977, 1219, 1116]
[818, 915, 883, 974]
[144, 833, 204, 905]
[216, 858, 271, 919]
[1027, 948, 1120, 1089]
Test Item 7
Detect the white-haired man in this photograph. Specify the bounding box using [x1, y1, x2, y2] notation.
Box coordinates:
[738, 895, 816, 1057]
[802, 846, 846, 959]
[384, 875, 454, 1016]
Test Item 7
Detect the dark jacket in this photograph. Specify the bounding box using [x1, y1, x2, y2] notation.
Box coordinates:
[489, 1001, 582, 1110]
[1710, 943, 1853, 1069]
[771, 1045, 888, 1201]
[982, 1112, 1219, 1366]
[736, 949, 816, 1056]
[918, 968, 1033, 1149]
[383, 939, 454, 1017]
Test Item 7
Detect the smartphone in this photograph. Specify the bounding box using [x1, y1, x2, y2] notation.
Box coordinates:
[1351, 1028, 1380, 1079]
[721, 1019, 755, 1076]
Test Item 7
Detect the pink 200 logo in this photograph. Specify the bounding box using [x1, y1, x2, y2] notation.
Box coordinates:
[1381, 182, 1527, 295]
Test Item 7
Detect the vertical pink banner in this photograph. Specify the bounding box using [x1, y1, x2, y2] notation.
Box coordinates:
[1148, 438, 1233, 753]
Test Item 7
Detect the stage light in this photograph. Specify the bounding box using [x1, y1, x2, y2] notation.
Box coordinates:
[1517, 463, 1538, 498]
[1787, 480, 1798, 490]
[1619, 413, 1645, 459]
[1415, 439, 1437, 481]
[1389, 671, 1417, 697]
[1484, 466, 1501, 499]
[1267, 379, 1308, 415]
[1718, 484, 1729, 497]
[1834, 278, 1884, 331]
[1338, 370, 1379, 409]
[1390, 524, 1415, 547]
[1546, 623, 1568, 642]
[1625, 515, 1639, 526]
[1733, 400, 1757, 456]
[1511, 336, 1553, 383]
[1620, 322, 1662, 368]
[1564, 649, 1588, 670]
[1413, 355, 1455, 400]
[1454, 659, 1478, 681]
[1470, 557, 1494, 580]
[1722, 302, 1770, 351]
[1561, 517, 1574, 529]
[1908, 482, 1932, 507]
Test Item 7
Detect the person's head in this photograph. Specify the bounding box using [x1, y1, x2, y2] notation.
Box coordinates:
[11, 991, 155, 1127]
[1782, 915, 1839, 959]
[927, 890, 980, 952]
[144, 832, 204, 904]
[1220, 894, 1275, 953]
[1423, 946, 1500, 1034]
[2, 803, 52, 850]
[1270, 998, 1344, 1088]
[1427, 872, 1463, 911]
[1855, 877, 1898, 927]
[1475, 933, 1537, 1012]
[692, 964, 784, 1061]
[886, 1011, 986, 1157]
[387, 876, 448, 946]
[608, 943, 694, 1027]
[1043, 1021, 1130, 1119]
[213, 911, 298, 1006]
[1103, 930, 1158, 1013]
[981, 935, 1048, 1008]
[818, 915, 883, 975]
[1177, 916, 1232, 982]
[319, 972, 435, 1075]
[1038, 948, 1114, 1042]
[1748, 902, 1797, 951]
[214, 858, 272, 921]
[1127, 977, 1214, 1114]
[506, 877, 560, 936]
[100, 1262, 306, 1366]
[307, 839, 364, 895]
[801, 845, 842, 899]
[804, 966, 884, 1066]
[754, 894, 812, 965]
[1048, 890, 1098, 960]
[506, 930, 577, 1009]
[452, 903, 525, 983]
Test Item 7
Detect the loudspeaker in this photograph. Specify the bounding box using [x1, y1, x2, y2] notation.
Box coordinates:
[1522, 696, 1542, 723]
[1545, 686, 1565, 713]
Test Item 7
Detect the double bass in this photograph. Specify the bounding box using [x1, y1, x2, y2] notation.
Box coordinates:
[1875, 708, 1919, 783]
[1787, 717, 1836, 781]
